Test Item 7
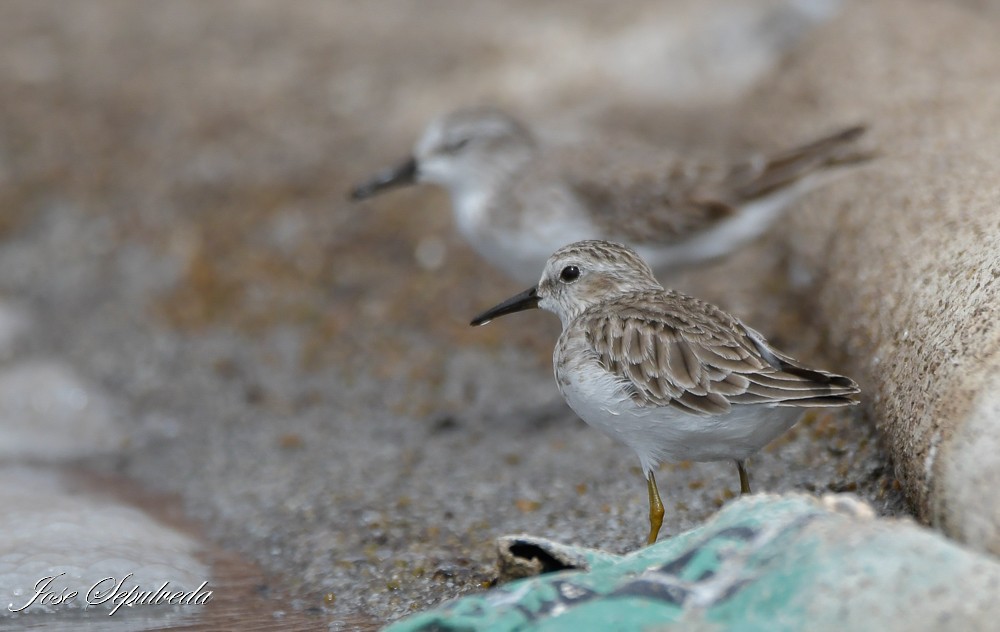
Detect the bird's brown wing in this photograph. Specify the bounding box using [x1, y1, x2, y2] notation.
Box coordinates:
[563, 125, 870, 245]
[580, 291, 860, 415]
[562, 148, 737, 244]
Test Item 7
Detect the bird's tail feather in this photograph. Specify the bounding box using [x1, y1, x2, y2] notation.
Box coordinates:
[732, 125, 873, 200]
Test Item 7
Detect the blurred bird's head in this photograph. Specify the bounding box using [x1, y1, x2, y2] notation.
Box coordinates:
[350, 107, 537, 201]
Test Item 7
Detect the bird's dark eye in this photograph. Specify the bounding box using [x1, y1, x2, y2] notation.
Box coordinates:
[560, 265, 581, 283]
[442, 138, 470, 153]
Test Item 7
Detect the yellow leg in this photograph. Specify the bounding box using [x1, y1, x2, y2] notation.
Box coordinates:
[736, 459, 752, 495]
[646, 471, 665, 545]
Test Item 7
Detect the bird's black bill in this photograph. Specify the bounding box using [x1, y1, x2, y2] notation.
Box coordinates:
[470, 286, 540, 326]
[350, 156, 418, 200]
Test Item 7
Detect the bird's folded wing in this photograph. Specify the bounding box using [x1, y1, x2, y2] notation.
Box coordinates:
[581, 295, 860, 415]
[564, 153, 737, 245]
[561, 125, 870, 245]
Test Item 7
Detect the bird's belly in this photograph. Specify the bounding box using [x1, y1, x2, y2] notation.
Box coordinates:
[558, 363, 802, 472]
[474, 228, 566, 285]
[452, 190, 601, 285]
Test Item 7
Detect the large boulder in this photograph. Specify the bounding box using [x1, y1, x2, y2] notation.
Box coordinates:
[740, 0, 1000, 552]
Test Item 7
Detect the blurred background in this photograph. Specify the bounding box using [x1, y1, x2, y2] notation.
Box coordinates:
[0, 1, 903, 630]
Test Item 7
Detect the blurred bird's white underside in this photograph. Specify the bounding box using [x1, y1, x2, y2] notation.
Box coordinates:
[451, 174, 823, 286]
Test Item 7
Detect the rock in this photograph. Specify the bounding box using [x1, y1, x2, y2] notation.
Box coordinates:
[0, 466, 210, 626]
[737, 0, 1000, 554]
[386, 494, 1000, 631]
[0, 299, 30, 361]
[0, 360, 125, 461]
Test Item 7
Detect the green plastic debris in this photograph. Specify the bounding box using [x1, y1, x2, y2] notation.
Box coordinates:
[387, 494, 1000, 631]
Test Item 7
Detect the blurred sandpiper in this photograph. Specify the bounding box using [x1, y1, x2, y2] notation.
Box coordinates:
[352, 108, 871, 285]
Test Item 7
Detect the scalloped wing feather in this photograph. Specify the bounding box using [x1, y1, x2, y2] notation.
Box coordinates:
[580, 291, 859, 415]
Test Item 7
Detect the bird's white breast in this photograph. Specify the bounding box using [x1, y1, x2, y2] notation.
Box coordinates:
[451, 184, 603, 286]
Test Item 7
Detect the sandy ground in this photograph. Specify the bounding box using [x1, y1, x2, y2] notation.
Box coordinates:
[0, 1, 905, 628]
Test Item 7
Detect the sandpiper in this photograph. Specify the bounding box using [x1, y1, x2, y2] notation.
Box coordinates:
[352, 107, 871, 285]
[471, 240, 860, 545]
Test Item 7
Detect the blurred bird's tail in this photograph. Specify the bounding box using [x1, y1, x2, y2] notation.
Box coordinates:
[731, 125, 873, 200]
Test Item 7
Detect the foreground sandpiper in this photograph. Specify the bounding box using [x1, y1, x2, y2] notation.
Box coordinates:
[352, 107, 871, 285]
[471, 240, 860, 544]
